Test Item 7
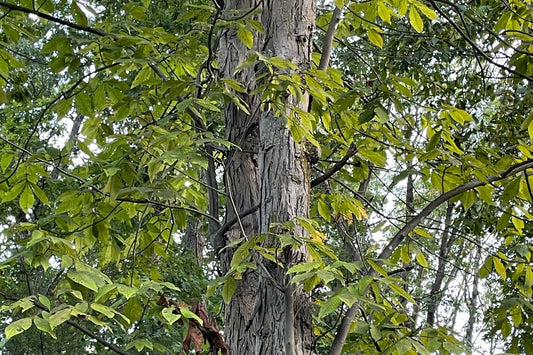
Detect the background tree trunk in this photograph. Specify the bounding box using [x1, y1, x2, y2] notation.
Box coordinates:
[218, 0, 316, 353]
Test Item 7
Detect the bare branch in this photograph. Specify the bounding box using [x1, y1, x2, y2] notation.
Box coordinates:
[318, 5, 343, 71]
[311, 143, 357, 187]
[0, 1, 113, 38]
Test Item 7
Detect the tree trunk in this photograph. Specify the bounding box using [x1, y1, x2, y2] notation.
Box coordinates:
[217, 0, 316, 353]
[465, 243, 481, 347]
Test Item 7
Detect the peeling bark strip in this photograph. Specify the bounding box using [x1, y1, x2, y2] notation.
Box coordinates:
[218, 0, 316, 353]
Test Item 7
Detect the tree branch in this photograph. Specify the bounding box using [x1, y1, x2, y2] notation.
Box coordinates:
[428, 0, 532, 82]
[378, 158, 533, 260]
[211, 203, 261, 249]
[0, 1, 113, 38]
[0, 290, 132, 355]
[311, 143, 357, 187]
[329, 157, 533, 355]
[318, 5, 343, 71]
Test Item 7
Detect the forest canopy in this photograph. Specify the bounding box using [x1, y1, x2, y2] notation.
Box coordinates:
[0, 0, 532, 354]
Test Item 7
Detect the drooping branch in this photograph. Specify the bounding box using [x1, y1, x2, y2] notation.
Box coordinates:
[428, 0, 532, 82]
[0, 290, 132, 355]
[329, 157, 533, 355]
[0, 135, 220, 225]
[0, 1, 112, 38]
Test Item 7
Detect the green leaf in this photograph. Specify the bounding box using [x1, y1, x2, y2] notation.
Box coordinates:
[502, 177, 520, 204]
[388, 283, 417, 304]
[318, 295, 342, 319]
[71, 2, 88, 26]
[5, 318, 32, 339]
[230, 240, 253, 269]
[162, 307, 181, 325]
[19, 185, 35, 213]
[132, 65, 153, 88]
[67, 271, 99, 291]
[127, 339, 153, 352]
[0, 153, 13, 171]
[287, 261, 322, 274]
[367, 28, 383, 48]
[30, 183, 49, 205]
[90, 303, 115, 318]
[493, 256, 506, 280]
[75, 92, 93, 117]
[460, 190, 476, 211]
[237, 26, 253, 49]
[367, 259, 388, 277]
[443, 342, 464, 353]
[180, 308, 203, 325]
[49, 308, 72, 330]
[222, 277, 237, 304]
[370, 324, 381, 341]
[270, 57, 297, 69]
[33, 317, 55, 338]
[416, 252, 429, 268]
[476, 185, 494, 205]
[409, 7, 424, 33]
[123, 298, 143, 323]
[303, 273, 322, 292]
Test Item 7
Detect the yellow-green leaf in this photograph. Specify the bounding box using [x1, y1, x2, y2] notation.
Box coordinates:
[31, 183, 49, 205]
[368, 28, 383, 48]
[19, 185, 35, 213]
[317, 199, 331, 222]
[367, 259, 388, 277]
[90, 303, 115, 318]
[493, 256, 506, 280]
[49, 308, 72, 330]
[34, 317, 56, 339]
[409, 7, 424, 33]
[525, 266, 533, 288]
[162, 307, 181, 325]
[388, 283, 417, 304]
[38, 295, 51, 310]
[237, 26, 253, 49]
[180, 308, 203, 325]
[5, 318, 32, 339]
[398, 0, 408, 16]
[449, 108, 473, 124]
[68, 271, 99, 291]
[416, 252, 429, 268]
[414, 2, 438, 20]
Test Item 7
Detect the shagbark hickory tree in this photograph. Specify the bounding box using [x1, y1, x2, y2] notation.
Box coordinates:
[0, 0, 533, 355]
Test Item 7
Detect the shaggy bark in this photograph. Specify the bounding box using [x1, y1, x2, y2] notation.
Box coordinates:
[218, 0, 316, 353]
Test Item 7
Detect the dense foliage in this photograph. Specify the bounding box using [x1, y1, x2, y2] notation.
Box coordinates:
[0, 0, 532, 354]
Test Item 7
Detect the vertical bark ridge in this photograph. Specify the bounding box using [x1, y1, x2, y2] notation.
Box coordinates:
[218, 0, 316, 353]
